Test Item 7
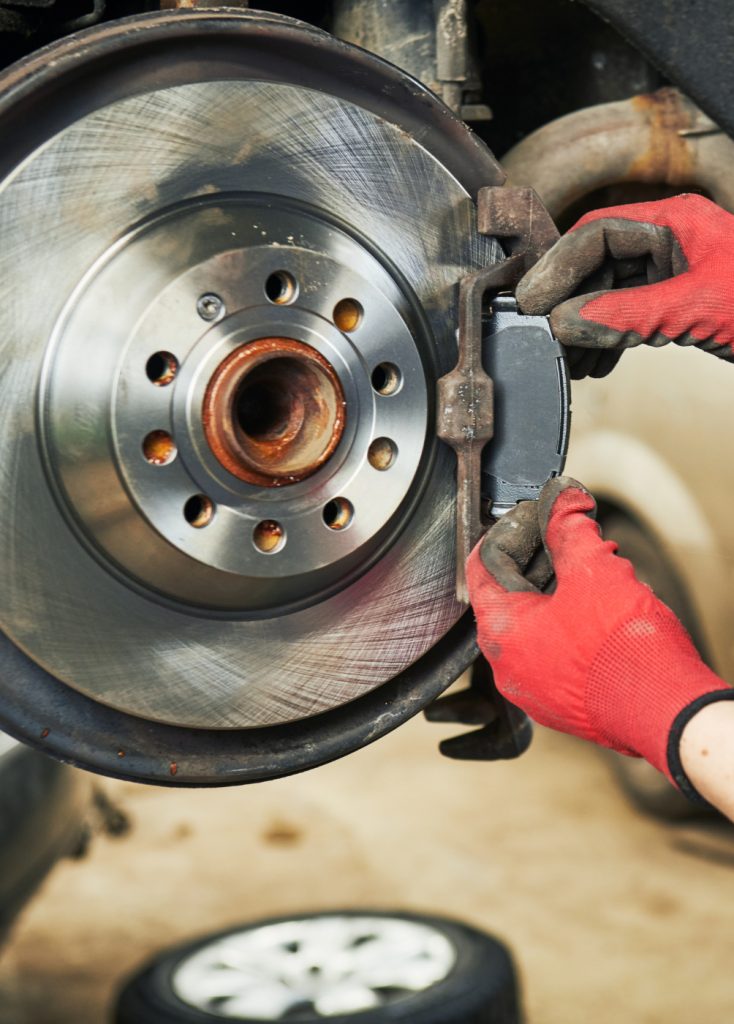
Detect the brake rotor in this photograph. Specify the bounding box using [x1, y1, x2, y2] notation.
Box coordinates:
[0, 9, 508, 783]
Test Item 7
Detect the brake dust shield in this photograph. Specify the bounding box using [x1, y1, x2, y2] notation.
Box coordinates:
[0, 10, 510, 783]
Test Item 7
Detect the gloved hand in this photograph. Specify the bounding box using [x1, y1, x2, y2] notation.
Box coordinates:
[466, 476, 734, 796]
[516, 193, 734, 379]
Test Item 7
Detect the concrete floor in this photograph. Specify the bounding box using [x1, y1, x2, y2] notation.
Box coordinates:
[1, 717, 734, 1023]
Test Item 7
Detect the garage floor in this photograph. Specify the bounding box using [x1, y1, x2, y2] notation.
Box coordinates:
[1, 716, 733, 1023]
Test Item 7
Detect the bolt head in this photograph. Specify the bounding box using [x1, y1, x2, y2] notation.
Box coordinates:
[197, 293, 225, 322]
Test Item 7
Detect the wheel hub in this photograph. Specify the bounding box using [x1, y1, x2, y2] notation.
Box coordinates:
[43, 195, 432, 628]
[203, 337, 346, 488]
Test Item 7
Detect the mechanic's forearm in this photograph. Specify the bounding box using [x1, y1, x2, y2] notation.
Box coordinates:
[679, 700, 734, 822]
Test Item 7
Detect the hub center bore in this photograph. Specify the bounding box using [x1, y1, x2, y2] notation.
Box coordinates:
[203, 337, 346, 486]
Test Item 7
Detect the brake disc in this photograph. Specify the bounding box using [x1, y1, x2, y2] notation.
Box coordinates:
[0, 10, 553, 783]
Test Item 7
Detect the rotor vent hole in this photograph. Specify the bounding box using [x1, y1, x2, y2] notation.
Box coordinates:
[253, 519, 286, 553]
[146, 351, 178, 386]
[368, 437, 397, 471]
[265, 271, 298, 305]
[184, 494, 215, 528]
[333, 298, 363, 333]
[142, 430, 177, 466]
[371, 362, 402, 396]
[323, 497, 353, 531]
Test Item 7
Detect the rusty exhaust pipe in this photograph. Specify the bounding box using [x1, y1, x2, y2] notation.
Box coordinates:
[501, 87, 734, 219]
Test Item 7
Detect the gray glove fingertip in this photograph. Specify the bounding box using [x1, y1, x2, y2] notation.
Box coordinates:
[536, 475, 597, 553]
[588, 348, 624, 378]
[567, 348, 603, 380]
[549, 292, 627, 350]
[516, 221, 610, 315]
[479, 500, 543, 593]
[525, 546, 554, 592]
[515, 262, 555, 316]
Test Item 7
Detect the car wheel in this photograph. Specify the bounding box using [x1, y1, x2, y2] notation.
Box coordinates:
[600, 512, 714, 821]
[114, 910, 521, 1024]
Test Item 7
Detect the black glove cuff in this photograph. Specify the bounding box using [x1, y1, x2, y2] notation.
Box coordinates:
[667, 689, 734, 806]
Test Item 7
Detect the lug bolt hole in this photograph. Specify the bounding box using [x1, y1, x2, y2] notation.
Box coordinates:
[253, 519, 286, 553]
[265, 271, 298, 305]
[184, 494, 215, 528]
[333, 297, 363, 333]
[368, 437, 397, 471]
[371, 362, 402, 396]
[323, 497, 353, 531]
[142, 430, 177, 466]
[146, 351, 178, 386]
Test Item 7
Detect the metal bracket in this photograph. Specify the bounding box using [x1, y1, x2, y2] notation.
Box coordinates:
[476, 184, 560, 269]
[436, 185, 559, 604]
[430, 185, 559, 763]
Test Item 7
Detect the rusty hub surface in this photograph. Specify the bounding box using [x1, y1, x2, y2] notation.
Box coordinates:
[203, 338, 346, 487]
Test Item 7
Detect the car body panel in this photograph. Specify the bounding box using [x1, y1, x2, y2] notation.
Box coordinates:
[566, 343, 734, 683]
[0, 738, 90, 941]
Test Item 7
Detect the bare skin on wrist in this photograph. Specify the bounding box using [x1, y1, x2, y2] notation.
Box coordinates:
[679, 700, 734, 822]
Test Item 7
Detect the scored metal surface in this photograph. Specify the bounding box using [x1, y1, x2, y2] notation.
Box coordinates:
[46, 202, 429, 611]
[0, 79, 501, 729]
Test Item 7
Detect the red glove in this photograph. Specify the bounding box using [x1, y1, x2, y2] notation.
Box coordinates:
[515, 194, 734, 379]
[466, 477, 734, 795]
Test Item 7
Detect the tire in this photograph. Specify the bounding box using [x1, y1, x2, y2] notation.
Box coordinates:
[600, 513, 714, 821]
[114, 910, 521, 1024]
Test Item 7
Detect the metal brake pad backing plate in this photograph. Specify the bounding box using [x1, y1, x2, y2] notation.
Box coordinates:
[0, 10, 567, 783]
